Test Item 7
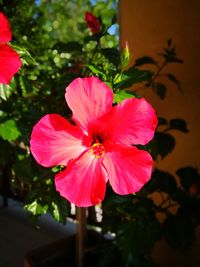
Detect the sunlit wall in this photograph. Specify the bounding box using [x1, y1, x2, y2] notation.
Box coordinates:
[120, 1, 200, 266]
[120, 0, 200, 174]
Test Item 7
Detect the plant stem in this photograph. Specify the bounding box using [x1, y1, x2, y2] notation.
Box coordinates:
[76, 207, 87, 267]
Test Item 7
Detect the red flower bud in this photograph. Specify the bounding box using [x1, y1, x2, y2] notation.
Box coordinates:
[85, 12, 100, 34]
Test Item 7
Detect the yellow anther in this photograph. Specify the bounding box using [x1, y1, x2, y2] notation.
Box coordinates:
[90, 143, 105, 158]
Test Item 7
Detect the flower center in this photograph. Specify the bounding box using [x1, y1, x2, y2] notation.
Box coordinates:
[90, 142, 105, 158]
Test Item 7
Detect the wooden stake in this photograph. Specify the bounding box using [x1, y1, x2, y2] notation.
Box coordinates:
[76, 207, 87, 267]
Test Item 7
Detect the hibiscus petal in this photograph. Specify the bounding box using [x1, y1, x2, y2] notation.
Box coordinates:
[103, 144, 153, 194]
[55, 151, 108, 207]
[0, 12, 12, 42]
[65, 77, 113, 130]
[30, 114, 85, 167]
[0, 44, 22, 84]
[100, 97, 157, 145]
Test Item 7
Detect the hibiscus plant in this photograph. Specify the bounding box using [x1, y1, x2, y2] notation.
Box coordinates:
[1, 1, 200, 267]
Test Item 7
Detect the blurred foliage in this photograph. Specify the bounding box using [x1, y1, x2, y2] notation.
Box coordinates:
[0, 1, 199, 267]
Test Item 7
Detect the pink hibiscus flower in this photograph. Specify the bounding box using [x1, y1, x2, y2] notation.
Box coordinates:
[30, 77, 157, 207]
[0, 12, 22, 84]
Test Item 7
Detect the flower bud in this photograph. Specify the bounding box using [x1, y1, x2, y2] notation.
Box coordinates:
[85, 12, 101, 34]
[121, 41, 130, 69]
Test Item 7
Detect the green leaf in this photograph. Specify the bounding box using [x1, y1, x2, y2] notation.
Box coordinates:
[85, 64, 105, 78]
[49, 196, 69, 223]
[114, 67, 152, 89]
[154, 82, 167, 99]
[134, 56, 156, 66]
[19, 76, 27, 96]
[0, 78, 16, 100]
[25, 200, 48, 216]
[11, 44, 36, 66]
[169, 118, 189, 133]
[114, 90, 135, 103]
[52, 202, 60, 221]
[0, 119, 21, 141]
[0, 84, 11, 100]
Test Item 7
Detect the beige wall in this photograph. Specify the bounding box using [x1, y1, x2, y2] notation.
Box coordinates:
[120, 1, 200, 266]
[120, 0, 200, 175]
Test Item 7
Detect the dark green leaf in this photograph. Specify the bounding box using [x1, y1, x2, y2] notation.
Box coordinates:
[169, 118, 189, 133]
[146, 168, 177, 194]
[146, 138, 159, 159]
[161, 40, 183, 64]
[158, 117, 168, 126]
[171, 189, 188, 204]
[166, 73, 182, 91]
[176, 167, 200, 191]
[155, 132, 175, 158]
[170, 57, 183, 64]
[154, 82, 167, 99]
[0, 140, 13, 166]
[161, 51, 183, 64]
[177, 198, 200, 225]
[111, 14, 117, 24]
[13, 157, 35, 183]
[163, 214, 195, 251]
[53, 41, 82, 53]
[95, 240, 122, 267]
[101, 48, 120, 66]
[115, 67, 152, 89]
[117, 217, 161, 257]
[167, 38, 172, 47]
[134, 56, 156, 66]
[83, 35, 97, 43]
